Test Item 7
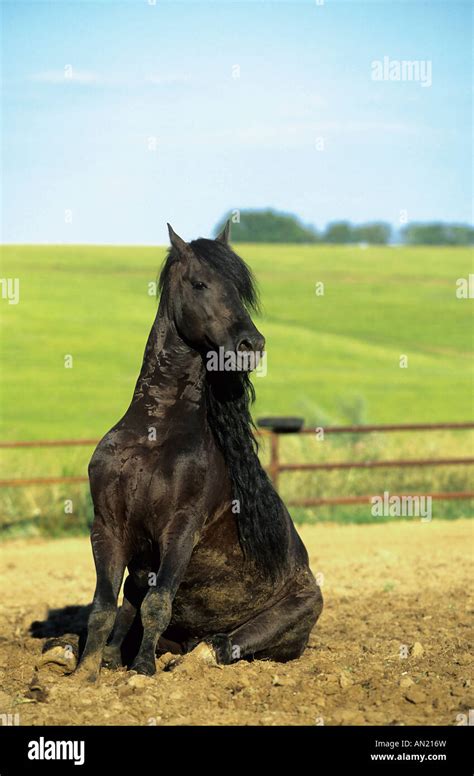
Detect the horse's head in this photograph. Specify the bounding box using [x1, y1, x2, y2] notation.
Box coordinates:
[161, 222, 265, 372]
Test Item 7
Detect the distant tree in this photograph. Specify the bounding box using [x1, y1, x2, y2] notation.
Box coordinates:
[214, 209, 319, 243]
[322, 221, 355, 243]
[443, 224, 474, 245]
[215, 211, 473, 246]
[402, 222, 474, 245]
[353, 222, 391, 245]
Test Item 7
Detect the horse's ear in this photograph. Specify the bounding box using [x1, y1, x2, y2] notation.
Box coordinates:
[167, 223, 192, 259]
[216, 220, 231, 245]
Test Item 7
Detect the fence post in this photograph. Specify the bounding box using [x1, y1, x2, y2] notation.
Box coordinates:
[269, 432, 280, 490]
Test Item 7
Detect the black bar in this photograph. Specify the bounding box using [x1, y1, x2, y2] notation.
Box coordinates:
[0, 725, 471, 774]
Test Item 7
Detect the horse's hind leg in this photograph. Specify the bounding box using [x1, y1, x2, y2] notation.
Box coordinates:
[102, 575, 145, 669]
[207, 585, 323, 664]
[75, 521, 125, 682]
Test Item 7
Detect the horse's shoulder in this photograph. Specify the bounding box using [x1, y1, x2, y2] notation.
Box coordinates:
[89, 428, 135, 470]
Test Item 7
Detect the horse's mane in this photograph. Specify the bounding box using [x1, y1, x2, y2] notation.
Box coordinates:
[159, 239, 289, 580]
[159, 238, 259, 311]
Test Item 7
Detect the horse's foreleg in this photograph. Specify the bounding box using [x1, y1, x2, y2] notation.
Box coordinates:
[131, 524, 197, 676]
[206, 584, 323, 664]
[75, 523, 125, 682]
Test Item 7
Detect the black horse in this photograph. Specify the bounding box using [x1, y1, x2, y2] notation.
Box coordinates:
[76, 223, 323, 681]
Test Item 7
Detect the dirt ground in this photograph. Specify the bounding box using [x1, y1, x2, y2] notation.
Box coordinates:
[0, 519, 472, 726]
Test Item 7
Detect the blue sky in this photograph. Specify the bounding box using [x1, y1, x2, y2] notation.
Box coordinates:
[1, 0, 472, 244]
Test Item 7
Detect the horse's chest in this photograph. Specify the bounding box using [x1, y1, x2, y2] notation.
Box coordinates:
[110, 441, 223, 514]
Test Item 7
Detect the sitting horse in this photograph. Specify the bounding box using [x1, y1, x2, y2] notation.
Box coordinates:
[76, 222, 323, 680]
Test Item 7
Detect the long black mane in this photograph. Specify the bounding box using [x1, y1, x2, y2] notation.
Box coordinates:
[159, 239, 289, 579]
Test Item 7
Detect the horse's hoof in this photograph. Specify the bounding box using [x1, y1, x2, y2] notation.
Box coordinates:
[130, 658, 156, 676]
[208, 634, 234, 665]
[38, 639, 78, 674]
[74, 662, 101, 684]
[74, 668, 100, 684]
[102, 647, 122, 670]
[190, 641, 217, 665]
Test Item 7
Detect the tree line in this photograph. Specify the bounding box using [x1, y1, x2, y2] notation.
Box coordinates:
[215, 210, 474, 245]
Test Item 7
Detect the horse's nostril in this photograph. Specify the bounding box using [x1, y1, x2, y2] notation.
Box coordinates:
[238, 339, 253, 352]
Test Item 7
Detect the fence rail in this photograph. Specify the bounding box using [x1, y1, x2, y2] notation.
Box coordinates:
[1, 422, 473, 507]
[265, 421, 474, 506]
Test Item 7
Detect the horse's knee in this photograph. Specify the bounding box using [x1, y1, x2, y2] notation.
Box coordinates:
[255, 586, 323, 662]
[141, 589, 172, 632]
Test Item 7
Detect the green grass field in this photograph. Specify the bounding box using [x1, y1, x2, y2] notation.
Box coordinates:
[1, 243, 473, 533]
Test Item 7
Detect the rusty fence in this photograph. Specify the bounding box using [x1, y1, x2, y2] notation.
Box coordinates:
[264, 422, 474, 507]
[0, 421, 473, 508]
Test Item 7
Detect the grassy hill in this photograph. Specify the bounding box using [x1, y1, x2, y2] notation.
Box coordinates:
[1, 243, 472, 439]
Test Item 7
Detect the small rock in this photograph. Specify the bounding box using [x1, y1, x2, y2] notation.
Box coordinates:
[127, 674, 152, 689]
[117, 685, 135, 699]
[272, 674, 294, 687]
[400, 676, 415, 688]
[207, 692, 219, 702]
[227, 676, 250, 693]
[339, 671, 353, 689]
[404, 686, 427, 704]
[411, 642, 424, 658]
[25, 673, 48, 703]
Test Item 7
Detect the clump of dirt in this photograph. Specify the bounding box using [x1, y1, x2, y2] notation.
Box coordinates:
[0, 520, 472, 725]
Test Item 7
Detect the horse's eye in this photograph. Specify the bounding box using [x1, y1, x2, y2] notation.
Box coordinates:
[191, 281, 207, 290]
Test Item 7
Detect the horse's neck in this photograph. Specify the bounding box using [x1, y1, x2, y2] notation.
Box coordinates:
[131, 306, 206, 417]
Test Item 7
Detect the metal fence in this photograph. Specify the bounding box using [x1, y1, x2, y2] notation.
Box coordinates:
[265, 422, 474, 506]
